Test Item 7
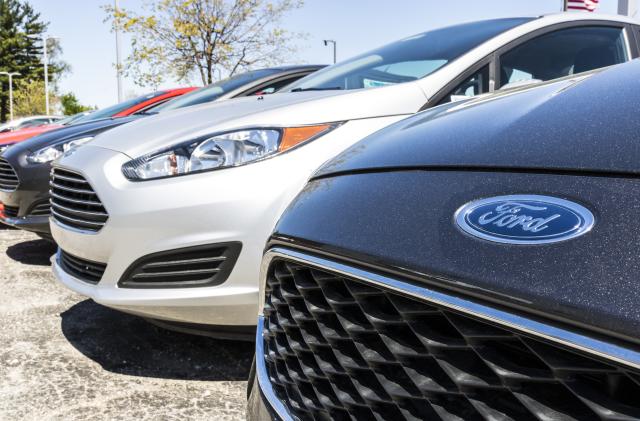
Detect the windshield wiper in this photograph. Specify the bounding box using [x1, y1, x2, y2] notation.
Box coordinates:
[290, 87, 343, 92]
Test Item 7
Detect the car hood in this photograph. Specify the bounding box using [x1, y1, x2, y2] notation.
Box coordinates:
[87, 82, 427, 157]
[0, 125, 61, 144]
[4, 116, 140, 156]
[315, 60, 640, 178]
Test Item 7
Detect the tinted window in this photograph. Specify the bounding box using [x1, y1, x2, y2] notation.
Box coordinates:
[440, 65, 490, 104]
[17, 118, 50, 128]
[286, 18, 532, 92]
[499, 26, 628, 87]
[72, 91, 167, 124]
[244, 74, 310, 96]
[154, 69, 280, 112]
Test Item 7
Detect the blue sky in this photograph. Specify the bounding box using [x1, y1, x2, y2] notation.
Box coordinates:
[28, 0, 621, 108]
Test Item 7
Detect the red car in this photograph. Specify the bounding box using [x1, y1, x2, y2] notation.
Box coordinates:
[0, 88, 196, 151]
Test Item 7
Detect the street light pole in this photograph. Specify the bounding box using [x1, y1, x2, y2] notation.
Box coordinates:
[41, 35, 60, 115]
[115, 0, 124, 102]
[0, 72, 20, 121]
[43, 36, 49, 115]
[323, 40, 337, 64]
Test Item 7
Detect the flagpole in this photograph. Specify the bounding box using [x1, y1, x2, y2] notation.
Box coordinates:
[563, 0, 569, 11]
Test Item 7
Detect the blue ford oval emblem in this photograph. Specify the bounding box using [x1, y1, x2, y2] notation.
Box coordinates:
[455, 195, 594, 244]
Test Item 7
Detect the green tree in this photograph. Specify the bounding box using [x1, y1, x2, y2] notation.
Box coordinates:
[60, 92, 93, 115]
[12, 79, 56, 116]
[105, 0, 304, 88]
[0, 0, 68, 121]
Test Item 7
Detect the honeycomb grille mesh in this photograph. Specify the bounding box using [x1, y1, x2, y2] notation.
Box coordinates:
[262, 258, 640, 421]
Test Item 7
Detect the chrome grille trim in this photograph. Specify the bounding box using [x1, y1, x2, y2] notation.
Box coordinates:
[0, 157, 19, 192]
[256, 247, 640, 419]
[50, 167, 108, 232]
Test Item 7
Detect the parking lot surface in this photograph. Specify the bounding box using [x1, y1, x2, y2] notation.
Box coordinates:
[0, 226, 252, 420]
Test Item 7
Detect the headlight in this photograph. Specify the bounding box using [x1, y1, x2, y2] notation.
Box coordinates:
[122, 124, 339, 181]
[0, 143, 12, 154]
[26, 136, 94, 164]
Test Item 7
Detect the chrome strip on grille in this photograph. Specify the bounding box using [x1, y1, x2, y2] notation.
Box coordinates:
[50, 167, 108, 232]
[0, 157, 19, 192]
[256, 247, 640, 419]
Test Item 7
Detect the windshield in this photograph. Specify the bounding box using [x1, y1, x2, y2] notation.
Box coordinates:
[72, 91, 167, 124]
[154, 69, 280, 113]
[287, 18, 532, 92]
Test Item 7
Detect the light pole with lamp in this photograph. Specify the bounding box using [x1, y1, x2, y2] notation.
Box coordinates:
[41, 35, 60, 115]
[0, 71, 20, 121]
[323, 39, 337, 64]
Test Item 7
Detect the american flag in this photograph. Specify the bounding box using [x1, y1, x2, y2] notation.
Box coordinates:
[566, 0, 600, 12]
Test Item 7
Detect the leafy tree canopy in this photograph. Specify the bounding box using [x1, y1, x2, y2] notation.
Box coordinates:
[0, 0, 68, 121]
[60, 92, 94, 115]
[105, 0, 305, 88]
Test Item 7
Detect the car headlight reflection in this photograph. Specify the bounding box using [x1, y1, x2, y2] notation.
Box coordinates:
[26, 136, 94, 164]
[122, 124, 339, 181]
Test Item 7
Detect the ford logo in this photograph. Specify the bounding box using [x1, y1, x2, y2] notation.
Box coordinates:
[455, 195, 594, 244]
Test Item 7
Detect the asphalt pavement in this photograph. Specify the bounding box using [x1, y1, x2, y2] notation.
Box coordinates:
[0, 225, 252, 420]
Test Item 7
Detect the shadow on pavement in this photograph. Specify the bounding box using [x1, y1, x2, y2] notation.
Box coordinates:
[61, 300, 255, 381]
[6, 239, 57, 266]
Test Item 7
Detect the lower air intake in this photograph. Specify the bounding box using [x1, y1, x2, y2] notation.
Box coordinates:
[58, 249, 107, 285]
[3, 205, 19, 218]
[262, 258, 640, 420]
[118, 242, 241, 288]
[28, 202, 51, 217]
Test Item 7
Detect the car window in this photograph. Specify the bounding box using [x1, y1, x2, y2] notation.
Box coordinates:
[439, 65, 490, 104]
[244, 74, 309, 96]
[286, 18, 533, 92]
[499, 26, 628, 87]
[72, 91, 168, 124]
[154, 69, 281, 113]
[18, 119, 49, 128]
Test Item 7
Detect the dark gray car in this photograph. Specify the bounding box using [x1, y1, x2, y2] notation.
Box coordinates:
[248, 60, 640, 420]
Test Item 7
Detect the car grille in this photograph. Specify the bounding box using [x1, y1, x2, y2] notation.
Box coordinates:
[119, 242, 241, 288]
[58, 249, 106, 284]
[262, 258, 640, 420]
[2, 204, 19, 218]
[50, 167, 108, 232]
[28, 202, 51, 217]
[0, 157, 19, 192]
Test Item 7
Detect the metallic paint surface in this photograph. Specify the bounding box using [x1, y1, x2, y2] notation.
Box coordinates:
[316, 59, 640, 178]
[274, 171, 640, 343]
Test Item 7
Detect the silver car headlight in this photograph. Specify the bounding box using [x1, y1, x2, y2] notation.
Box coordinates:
[26, 136, 94, 164]
[122, 124, 339, 181]
[0, 143, 13, 154]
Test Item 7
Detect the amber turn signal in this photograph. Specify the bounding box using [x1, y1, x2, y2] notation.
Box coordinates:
[279, 124, 333, 152]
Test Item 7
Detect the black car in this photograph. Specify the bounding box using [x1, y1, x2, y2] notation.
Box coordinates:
[0, 117, 139, 240]
[0, 65, 323, 240]
[248, 60, 640, 420]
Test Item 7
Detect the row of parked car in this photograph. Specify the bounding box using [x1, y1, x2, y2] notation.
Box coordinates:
[2, 12, 640, 420]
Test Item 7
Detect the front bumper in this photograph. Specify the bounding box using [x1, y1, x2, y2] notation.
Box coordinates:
[50, 118, 403, 327]
[0, 214, 50, 234]
[247, 354, 279, 421]
[0, 151, 52, 234]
